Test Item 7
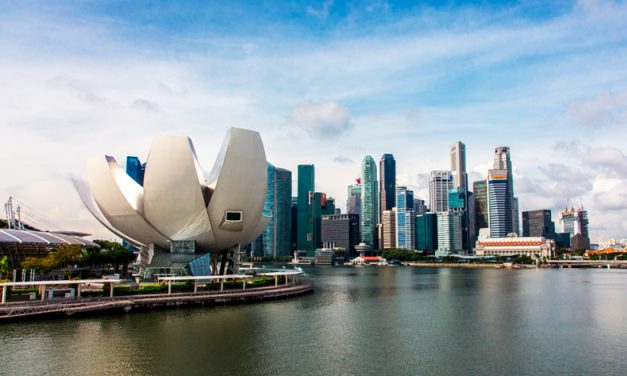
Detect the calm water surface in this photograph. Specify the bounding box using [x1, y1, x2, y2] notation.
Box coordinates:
[1, 267, 626, 375]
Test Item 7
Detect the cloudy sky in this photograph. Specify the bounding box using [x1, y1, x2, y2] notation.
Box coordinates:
[1, 0, 626, 241]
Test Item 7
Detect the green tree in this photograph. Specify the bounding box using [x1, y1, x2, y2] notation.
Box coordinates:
[0, 255, 9, 278]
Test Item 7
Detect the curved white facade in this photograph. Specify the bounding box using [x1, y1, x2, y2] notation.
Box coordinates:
[77, 128, 270, 254]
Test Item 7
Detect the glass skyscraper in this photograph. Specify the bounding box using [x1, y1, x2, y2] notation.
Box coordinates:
[297, 165, 315, 254]
[360, 156, 378, 248]
[395, 186, 415, 250]
[260, 164, 292, 258]
[379, 154, 396, 223]
[429, 170, 453, 212]
[487, 169, 512, 237]
[415, 213, 438, 253]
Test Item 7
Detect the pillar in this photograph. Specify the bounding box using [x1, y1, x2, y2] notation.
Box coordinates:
[109, 283, 114, 298]
[168, 281, 172, 295]
[242, 279, 246, 290]
[77, 284, 82, 299]
[2, 285, 7, 304]
[41, 286, 46, 302]
[275, 276, 278, 287]
[220, 279, 224, 292]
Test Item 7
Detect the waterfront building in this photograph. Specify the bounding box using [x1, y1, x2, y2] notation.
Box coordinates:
[558, 207, 590, 250]
[77, 128, 270, 276]
[475, 236, 555, 259]
[492, 146, 517, 236]
[260, 164, 292, 258]
[415, 213, 438, 253]
[450, 141, 468, 194]
[473, 180, 488, 238]
[290, 197, 298, 251]
[487, 169, 512, 238]
[360, 156, 378, 249]
[512, 197, 520, 236]
[436, 211, 463, 257]
[379, 154, 396, 223]
[555, 232, 571, 248]
[448, 187, 471, 253]
[381, 210, 396, 249]
[395, 186, 415, 250]
[321, 213, 360, 258]
[126, 156, 145, 186]
[429, 170, 453, 212]
[297, 165, 315, 254]
[522, 209, 555, 239]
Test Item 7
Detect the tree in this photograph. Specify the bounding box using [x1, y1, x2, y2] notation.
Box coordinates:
[0, 256, 9, 278]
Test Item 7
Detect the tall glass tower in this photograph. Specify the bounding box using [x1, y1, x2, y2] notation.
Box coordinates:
[360, 156, 378, 248]
[429, 170, 453, 212]
[261, 164, 292, 258]
[395, 186, 415, 250]
[487, 169, 512, 237]
[379, 154, 396, 223]
[297, 165, 315, 254]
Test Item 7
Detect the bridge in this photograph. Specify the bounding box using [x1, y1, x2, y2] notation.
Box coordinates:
[545, 260, 627, 268]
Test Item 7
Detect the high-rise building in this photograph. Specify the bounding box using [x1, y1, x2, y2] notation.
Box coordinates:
[487, 169, 512, 238]
[257, 165, 293, 258]
[297, 165, 315, 254]
[559, 207, 590, 250]
[473, 180, 488, 237]
[321, 214, 360, 258]
[415, 213, 438, 253]
[347, 182, 361, 215]
[512, 197, 520, 236]
[429, 170, 453, 212]
[379, 154, 396, 223]
[522, 209, 555, 239]
[493, 146, 517, 237]
[448, 187, 470, 252]
[450, 142, 468, 193]
[126, 156, 145, 186]
[436, 211, 463, 256]
[395, 186, 415, 250]
[381, 210, 396, 249]
[290, 197, 298, 251]
[414, 199, 428, 215]
[360, 156, 378, 248]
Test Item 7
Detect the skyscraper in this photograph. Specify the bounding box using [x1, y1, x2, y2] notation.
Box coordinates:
[126, 156, 145, 186]
[429, 170, 453, 212]
[415, 213, 438, 253]
[450, 142, 468, 193]
[559, 207, 590, 250]
[450, 141, 471, 253]
[493, 146, 517, 236]
[261, 165, 292, 258]
[347, 182, 361, 215]
[473, 180, 488, 237]
[297, 165, 315, 254]
[379, 154, 396, 223]
[414, 199, 428, 215]
[395, 186, 415, 250]
[436, 211, 463, 256]
[487, 169, 512, 237]
[522, 209, 555, 239]
[381, 210, 396, 249]
[360, 156, 378, 248]
[321, 213, 360, 257]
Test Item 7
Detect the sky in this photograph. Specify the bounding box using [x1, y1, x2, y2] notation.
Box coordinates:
[1, 0, 626, 242]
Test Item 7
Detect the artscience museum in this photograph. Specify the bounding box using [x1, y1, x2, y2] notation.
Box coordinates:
[75, 128, 271, 278]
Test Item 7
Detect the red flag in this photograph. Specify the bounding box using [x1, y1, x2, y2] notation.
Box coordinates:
[356, 178, 361, 184]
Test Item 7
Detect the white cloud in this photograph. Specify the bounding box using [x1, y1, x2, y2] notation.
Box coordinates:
[288, 100, 352, 139]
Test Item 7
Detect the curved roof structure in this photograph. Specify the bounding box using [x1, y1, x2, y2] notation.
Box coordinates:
[0, 229, 98, 247]
[76, 127, 270, 254]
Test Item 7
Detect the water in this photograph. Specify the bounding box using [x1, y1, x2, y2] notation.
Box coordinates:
[1, 267, 626, 375]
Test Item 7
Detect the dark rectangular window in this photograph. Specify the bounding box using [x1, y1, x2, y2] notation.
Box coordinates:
[225, 211, 242, 221]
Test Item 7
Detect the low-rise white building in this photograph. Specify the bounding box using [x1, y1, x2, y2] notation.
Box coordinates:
[474, 236, 554, 259]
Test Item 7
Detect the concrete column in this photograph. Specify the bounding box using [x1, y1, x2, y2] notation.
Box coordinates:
[41, 286, 46, 302]
[168, 281, 172, 295]
[285, 275, 288, 286]
[109, 283, 114, 298]
[242, 279, 246, 290]
[194, 283, 198, 293]
[2, 285, 7, 304]
[220, 280, 224, 292]
[77, 284, 82, 299]
[275, 276, 278, 287]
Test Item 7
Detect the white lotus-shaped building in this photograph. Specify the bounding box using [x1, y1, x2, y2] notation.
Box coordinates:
[75, 128, 270, 274]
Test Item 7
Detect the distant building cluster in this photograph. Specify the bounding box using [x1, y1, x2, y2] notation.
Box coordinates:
[241, 140, 592, 261]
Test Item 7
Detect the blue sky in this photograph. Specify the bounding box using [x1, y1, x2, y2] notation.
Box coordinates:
[1, 0, 626, 241]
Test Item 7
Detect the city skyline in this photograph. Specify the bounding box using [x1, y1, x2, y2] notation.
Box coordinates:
[1, 1, 626, 241]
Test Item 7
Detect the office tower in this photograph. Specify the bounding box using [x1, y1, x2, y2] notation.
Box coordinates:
[347, 182, 361, 215]
[126, 156, 145, 186]
[290, 197, 298, 251]
[360, 156, 378, 248]
[297, 165, 315, 254]
[448, 187, 470, 252]
[487, 169, 512, 237]
[436, 211, 463, 256]
[415, 213, 438, 253]
[381, 210, 396, 249]
[512, 197, 520, 236]
[260, 164, 292, 258]
[522, 209, 555, 239]
[473, 180, 488, 236]
[321, 195, 335, 215]
[450, 141, 471, 252]
[450, 142, 468, 193]
[395, 186, 415, 250]
[379, 154, 396, 223]
[321, 214, 360, 257]
[414, 199, 428, 215]
[429, 170, 453, 212]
